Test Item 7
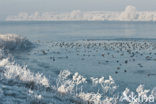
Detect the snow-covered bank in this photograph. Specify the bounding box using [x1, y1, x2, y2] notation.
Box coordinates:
[6, 5, 156, 21]
[0, 59, 156, 104]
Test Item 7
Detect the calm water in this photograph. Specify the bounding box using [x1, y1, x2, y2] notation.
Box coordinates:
[0, 21, 156, 41]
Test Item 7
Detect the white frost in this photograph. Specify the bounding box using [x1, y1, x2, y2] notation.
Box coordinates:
[6, 5, 156, 21]
[0, 33, 32, 50]
[0, 58, 50, 87]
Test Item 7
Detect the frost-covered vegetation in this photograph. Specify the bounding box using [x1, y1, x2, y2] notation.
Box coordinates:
[0, 34, 32, 50]
[6, 5, 156, 21]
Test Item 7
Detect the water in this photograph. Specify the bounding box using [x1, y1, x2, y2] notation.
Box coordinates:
[1, 21, 156, 41]
[0, 21, 156, 104]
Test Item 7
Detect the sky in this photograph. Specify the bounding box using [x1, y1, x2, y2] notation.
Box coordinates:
[0, 0, 156, 19]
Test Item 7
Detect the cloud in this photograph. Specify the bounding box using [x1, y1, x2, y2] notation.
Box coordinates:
[6, 5, 156, 21]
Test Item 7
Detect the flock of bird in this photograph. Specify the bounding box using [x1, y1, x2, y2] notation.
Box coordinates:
[37, 40, 156, 76]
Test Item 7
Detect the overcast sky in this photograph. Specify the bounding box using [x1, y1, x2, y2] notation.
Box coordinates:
[0, 0, 156, 19]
